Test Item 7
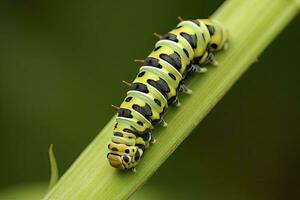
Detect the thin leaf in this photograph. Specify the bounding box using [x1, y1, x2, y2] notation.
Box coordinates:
[48, 144, 59, 190]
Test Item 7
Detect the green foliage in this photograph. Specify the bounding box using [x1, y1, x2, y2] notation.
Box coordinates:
[42, 0, 299, 199]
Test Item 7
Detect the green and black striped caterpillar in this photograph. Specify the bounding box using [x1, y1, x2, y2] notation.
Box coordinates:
[107, 17, 228, 171]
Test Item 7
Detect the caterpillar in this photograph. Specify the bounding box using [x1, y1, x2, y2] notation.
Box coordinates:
[107, 17, 228, 171]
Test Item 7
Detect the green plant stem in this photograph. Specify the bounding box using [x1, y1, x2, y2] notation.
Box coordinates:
[43, 0, 299, 199]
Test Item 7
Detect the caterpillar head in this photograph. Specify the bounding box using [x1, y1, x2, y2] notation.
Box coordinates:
[107, 153, 132, 169]
[107, 144, 140, 170]
[202, 19, 228, 51]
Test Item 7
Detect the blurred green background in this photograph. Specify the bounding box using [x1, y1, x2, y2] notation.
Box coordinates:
[0, 0, 299, 199]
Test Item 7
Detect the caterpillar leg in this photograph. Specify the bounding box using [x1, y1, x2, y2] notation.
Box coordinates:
[150, 134, 156, 144]
[179, 84, 193, 95]
[207, 53, 219, 66]
[172, 96, 181, 107]
[191, 64, 207, 73]
[142, 132, 156, 144]
[158, 118, 168, 127]
[223, 42, 229, 50]
[132, 167, 137, 173]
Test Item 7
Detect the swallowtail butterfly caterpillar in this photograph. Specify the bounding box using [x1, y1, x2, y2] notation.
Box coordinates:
[107, 17, 228, 171]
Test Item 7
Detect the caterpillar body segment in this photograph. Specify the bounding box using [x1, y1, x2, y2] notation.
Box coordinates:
[107, 18, 228, 171]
